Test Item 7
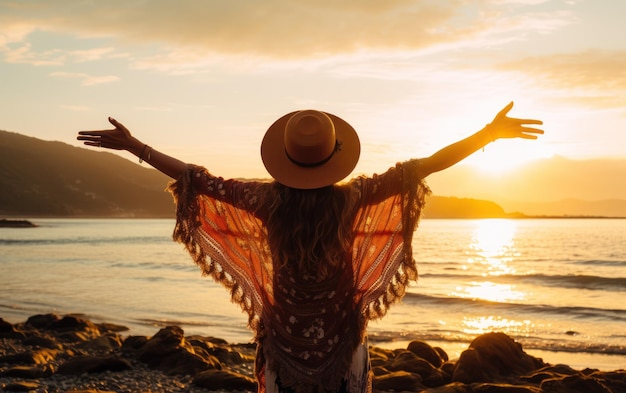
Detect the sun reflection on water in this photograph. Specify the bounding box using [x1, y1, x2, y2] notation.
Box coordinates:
[462, 315, 533, 336]
[454, 219, 526, 303]
[454, 281, 525, 303]
[467, 219, 518, 276]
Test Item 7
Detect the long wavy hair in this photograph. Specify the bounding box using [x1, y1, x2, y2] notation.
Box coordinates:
[261, 182, 358, 280]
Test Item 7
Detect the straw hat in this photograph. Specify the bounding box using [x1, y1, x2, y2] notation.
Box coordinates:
[261, 110, 360, 189]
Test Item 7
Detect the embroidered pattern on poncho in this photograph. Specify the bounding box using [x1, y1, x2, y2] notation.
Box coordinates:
[168, 160, 429, 393]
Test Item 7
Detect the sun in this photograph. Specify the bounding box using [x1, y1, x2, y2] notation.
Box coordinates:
[463, 139, 552, 175]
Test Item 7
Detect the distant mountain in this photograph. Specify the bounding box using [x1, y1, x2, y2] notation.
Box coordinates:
[1, 130, 521, 219]
[422, 196, 523, 219]
[0, 130, 174, 217]
[426, 156, 626, 217]
[499, 198, 626, 218]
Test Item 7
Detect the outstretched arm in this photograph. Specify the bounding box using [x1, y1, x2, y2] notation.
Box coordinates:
[77, 117, 188, 180]
[417, 102, 543, 177]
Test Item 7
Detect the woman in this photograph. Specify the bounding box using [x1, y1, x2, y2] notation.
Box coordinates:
[78, 102, 543, 393]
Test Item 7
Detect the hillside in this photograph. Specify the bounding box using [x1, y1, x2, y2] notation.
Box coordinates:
[422, 196, 522, 219]
[426, 156, 626, 217]
[0, 130, 174, 217]
[1, 130, 520, 219]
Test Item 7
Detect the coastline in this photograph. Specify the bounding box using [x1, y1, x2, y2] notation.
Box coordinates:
[0, 219, 38, 228]
[2, 313, 625, 393]
[372, 339, 626, 373]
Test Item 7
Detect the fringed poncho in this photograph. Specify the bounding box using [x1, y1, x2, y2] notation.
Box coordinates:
[168, 159, 429, 393]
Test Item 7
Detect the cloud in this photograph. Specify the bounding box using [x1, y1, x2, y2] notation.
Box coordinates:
[498, 50, 626, 107]
[49, 71, 120, 86]
[60, 104, 91, 112]
[0, 0, 572, 59]
[68, 47, 119, 63]
[2, 42, 65, 66]
[0, 21, 121, 66]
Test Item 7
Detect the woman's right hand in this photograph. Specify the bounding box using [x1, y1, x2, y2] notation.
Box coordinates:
[77, 117, 142, 152]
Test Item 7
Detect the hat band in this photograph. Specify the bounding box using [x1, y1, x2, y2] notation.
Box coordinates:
[285, 140, 341, 168]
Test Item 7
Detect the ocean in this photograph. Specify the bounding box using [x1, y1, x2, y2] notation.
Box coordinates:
[1, 218, 625, 370]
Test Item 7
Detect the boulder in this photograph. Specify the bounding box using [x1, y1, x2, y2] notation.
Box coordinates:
[452, 333, 543, 384]
[418, 381, 470, 392]
[134, 326, 222, 375]
[0, 365, 47, 378]
[50, 315, 102, 342]
[25, 313, 61, 329]
[193, 369, 257, 391]
[472, 383, 542, 392]
[2, 381, 42, 392]
[407, 340, 445, 367]
[23, 334, 63, 350]
[0, 348, 57, 365]
[540, 374, 613, 393]
[387, 350, 439, 376]
[76, 334, 123, 353]
[56, 355, 132, 375]
[373, 370, 424, 391]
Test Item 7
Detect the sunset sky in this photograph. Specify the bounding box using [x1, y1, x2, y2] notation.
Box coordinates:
[1, 0, 625, 182]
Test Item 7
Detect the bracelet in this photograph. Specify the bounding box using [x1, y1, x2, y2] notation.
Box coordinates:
[481, 124, 496, 152]
[484, 123, 497, 142]
[138, 144, 152, 163]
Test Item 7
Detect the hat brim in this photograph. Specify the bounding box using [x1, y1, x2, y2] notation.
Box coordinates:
[261, 111, 360, 189]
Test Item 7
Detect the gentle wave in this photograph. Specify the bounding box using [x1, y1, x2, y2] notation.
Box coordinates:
[0, 236, 170, 246]
[420, 272, 626, 291]
[109, 260, 198, 272]
[403, 293, 626, 322]
[573, 259, 626, 267]
[368, 330, 626, 356]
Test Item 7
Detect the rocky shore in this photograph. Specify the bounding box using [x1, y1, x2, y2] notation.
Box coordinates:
[1, 314, 624, 393]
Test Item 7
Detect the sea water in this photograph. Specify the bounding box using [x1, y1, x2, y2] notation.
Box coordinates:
[1, 218, 625, 370]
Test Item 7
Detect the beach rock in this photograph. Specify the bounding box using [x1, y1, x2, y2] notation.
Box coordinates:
[407, 340, 445, 367]
[187, 335, 249, 365]
[452, 332, 544, 384]
[0, 318, 27, 341]
[2, 313, 625, 393]
[0, 365, 48, 378]
[56, 354, 132, 375]
[121, 334, 149, 351]
[50, 315, 102, 342]
[539, 373, 613, 393]
[373, 370, 425, 391]
[193, 369, 257, 391]
[96, 321, 130, 333]
[384, 349, 450, 387]
[133, 325, 222, 375]
[521, 364, 579, 384]
[419, 381, 470, 392]
[0, 318, 14, 333]
[22, 334, 63, 350]
[76, 334, 122, 353]
[0, 348, 57, 365]
[388, 350, 439, 375]
[24, 313, 61, 329]
[472, 383, 542, 392]
[2, 380, 42, 392]
[369, 345, 394, 368]
[588, 370, 626, 392]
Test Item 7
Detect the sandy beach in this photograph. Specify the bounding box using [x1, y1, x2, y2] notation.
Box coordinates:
[1, 313, 625, 393]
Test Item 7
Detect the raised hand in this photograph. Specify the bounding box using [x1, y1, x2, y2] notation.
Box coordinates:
[487, 101, 544, 140]
[77, 117, 141, 151]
